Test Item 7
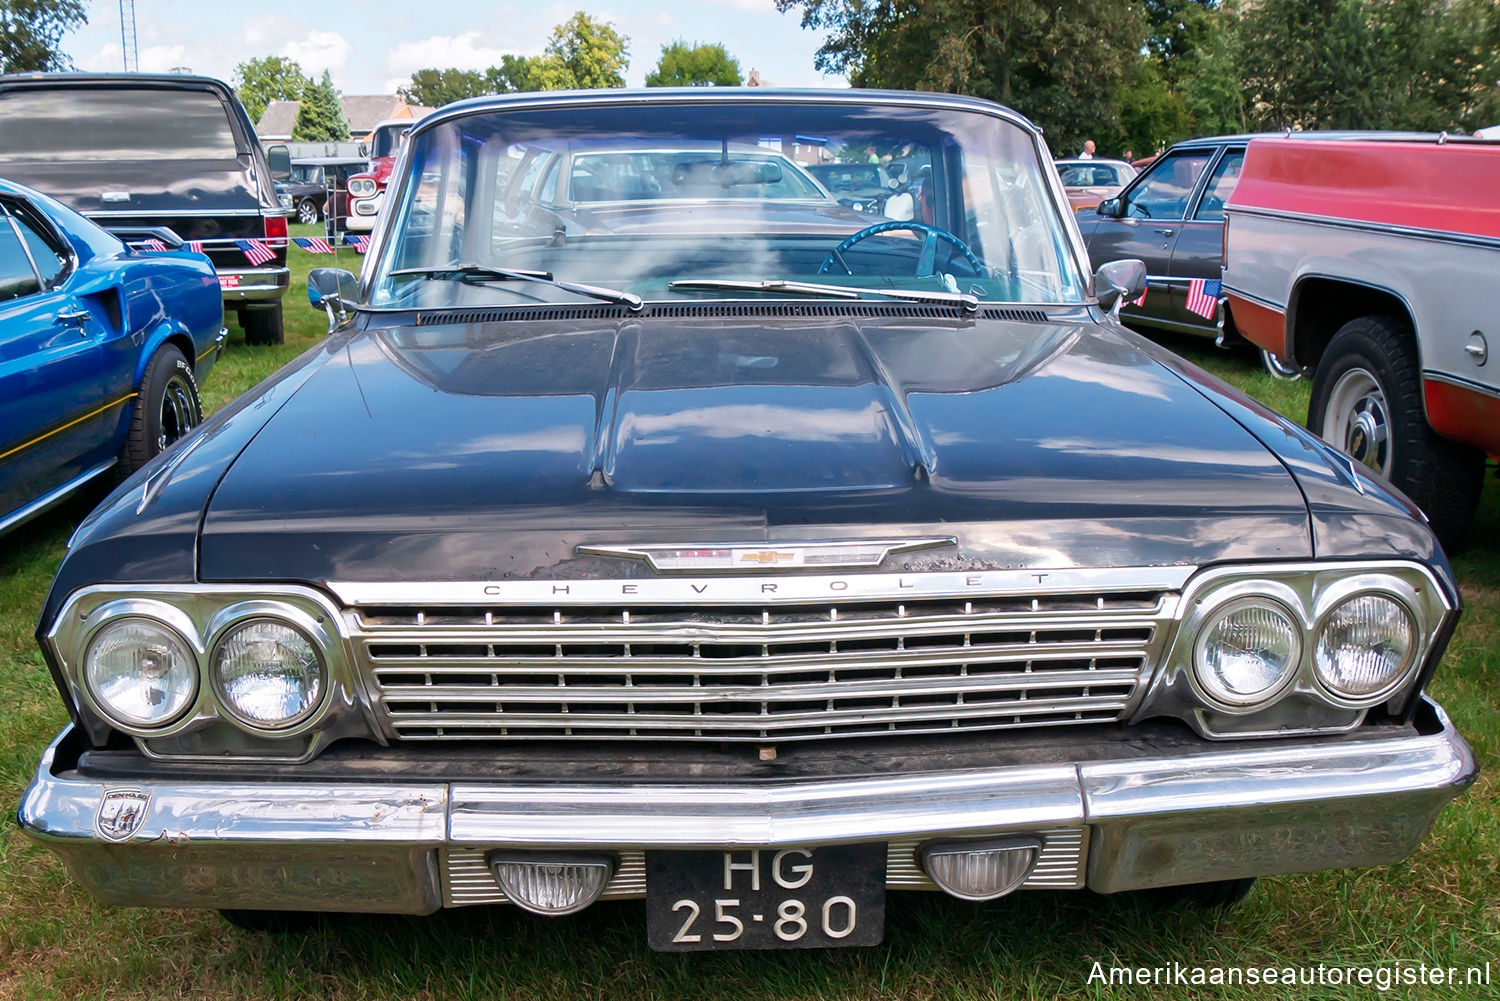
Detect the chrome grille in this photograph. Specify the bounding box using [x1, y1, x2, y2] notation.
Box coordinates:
[442, 828, 1088, 906]
[349, 590, 1175, 742]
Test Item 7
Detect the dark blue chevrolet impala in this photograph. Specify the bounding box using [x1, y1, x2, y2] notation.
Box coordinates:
[0, 179, 224, 535]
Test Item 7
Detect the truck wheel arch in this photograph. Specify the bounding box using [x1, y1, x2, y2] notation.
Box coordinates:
[1288, 275, 1419, 374]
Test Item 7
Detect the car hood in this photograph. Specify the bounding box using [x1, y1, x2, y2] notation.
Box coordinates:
[198, 310, 1313, 582]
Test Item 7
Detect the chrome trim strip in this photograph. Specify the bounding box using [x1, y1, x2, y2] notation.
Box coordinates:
[0, 459, 116, 535]
[575, 537, 956, 573]
[83, 208, 266, 218]
[1225, 204, 1500, 252]
[1422, 369, 1500, 399]
[330, 565, 1197, 607]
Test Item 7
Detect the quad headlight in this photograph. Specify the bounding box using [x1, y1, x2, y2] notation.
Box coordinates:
[1192, 597, 1301, 708]
[1314, 593, 1416, 700]
[348, 176, 377, 198]
[84, 618, 199, 729]
[211, 619, 326, 730]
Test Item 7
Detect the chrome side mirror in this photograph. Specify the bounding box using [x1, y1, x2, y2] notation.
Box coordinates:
[1094, 259, 1147, 315]
[1097, 197, 1123, 218]
[308, 267, 360, 331]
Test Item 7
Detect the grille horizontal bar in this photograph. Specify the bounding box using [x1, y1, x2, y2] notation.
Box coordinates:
[442, 828, 1088, 906]
[349, 588, 1174, 743]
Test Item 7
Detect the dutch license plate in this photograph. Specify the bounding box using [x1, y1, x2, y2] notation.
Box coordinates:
[645, 844, 886, 951]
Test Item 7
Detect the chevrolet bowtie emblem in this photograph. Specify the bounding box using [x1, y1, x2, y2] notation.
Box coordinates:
[739, 550, 796, 564]
[576, 538, 955, 573]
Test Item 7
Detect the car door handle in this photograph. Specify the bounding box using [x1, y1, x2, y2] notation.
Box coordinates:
[57, 308, 91, 325]
[1153, 228, 1176, 237]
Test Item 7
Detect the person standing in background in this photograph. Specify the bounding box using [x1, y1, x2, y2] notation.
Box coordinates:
[1121, 148, 1134, 164]
[1078, 139, 1096, 159]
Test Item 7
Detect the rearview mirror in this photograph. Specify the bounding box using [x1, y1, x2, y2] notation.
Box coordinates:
[1096, 197, 1123, 218]
[1094, 259, 1147, 314]
[266, 144, 292, 182]
[308, 267, 360, 331]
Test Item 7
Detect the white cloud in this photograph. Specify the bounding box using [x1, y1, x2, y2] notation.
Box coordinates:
[283, 30, 353, 75]
[138, 44, 191, 73]
[385, 30, 542, 81]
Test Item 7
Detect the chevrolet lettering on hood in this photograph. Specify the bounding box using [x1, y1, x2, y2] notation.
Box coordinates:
[19, 89, 1475, 949]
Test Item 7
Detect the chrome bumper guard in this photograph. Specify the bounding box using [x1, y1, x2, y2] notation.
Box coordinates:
[221, 267, 290, 303]
[18, 700, 1475, 915]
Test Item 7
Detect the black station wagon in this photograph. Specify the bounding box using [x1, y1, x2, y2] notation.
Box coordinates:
[19, 90, 1475, 950]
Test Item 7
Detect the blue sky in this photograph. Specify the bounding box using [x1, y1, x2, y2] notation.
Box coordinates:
[62, 0, 846, 96]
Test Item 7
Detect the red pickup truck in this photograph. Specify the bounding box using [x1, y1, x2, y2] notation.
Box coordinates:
[1223, 136, 1500, 549]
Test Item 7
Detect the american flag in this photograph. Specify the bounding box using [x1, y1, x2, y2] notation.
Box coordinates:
[293, 236, 335, 254]
[187, 241, 205, 254]
[1131, 282, 1149, 307]
[236, 239, 277, 266]
[345, 235, 370, 253]
[137, 238, 168, 252]
[1185, 278, 1222, 320]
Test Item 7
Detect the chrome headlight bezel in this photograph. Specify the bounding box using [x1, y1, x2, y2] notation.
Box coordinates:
[80, 611, 200, 730]
[1189, 594, 1303, 711]
[47, 586, 370, 762]
[1147, 561, 1451, 737]
[1310, 587, 1422, 707]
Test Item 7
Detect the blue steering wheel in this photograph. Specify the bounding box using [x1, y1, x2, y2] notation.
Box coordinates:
[819, 221, 985, 277]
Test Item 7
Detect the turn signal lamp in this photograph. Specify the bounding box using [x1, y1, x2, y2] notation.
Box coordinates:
[486, 852, 615, 916]
[919, 837, 1041, 901]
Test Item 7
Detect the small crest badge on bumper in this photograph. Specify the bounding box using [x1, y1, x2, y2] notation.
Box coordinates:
[577, 537, 955, 573]
[95, 789, 151, 842]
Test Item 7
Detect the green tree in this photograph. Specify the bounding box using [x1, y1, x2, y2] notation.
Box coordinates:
[1240, 0, 1379, 130]
[775, 0, 1146, 155]
[0, 0, 87, 72]
[645, 40, 742, 86]
[486, 54, 543, 93]
[234, 55, 306, 125]
[293, 70, 349, 142]
[399, 67, 489, 107]
[529, 11, 630, 90]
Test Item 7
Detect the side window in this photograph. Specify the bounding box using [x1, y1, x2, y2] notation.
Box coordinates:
[9, 204, 68, 288]
[1194, 151, 1245, 221]
[537, 156, 562, 205]
[0, 210, 42, 303]
[1125, 151, 1213, 220]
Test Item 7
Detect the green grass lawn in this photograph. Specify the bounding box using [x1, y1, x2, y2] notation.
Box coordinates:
[0, 246, 1495, 1000]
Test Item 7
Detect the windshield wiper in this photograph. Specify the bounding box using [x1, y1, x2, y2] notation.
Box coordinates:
[669, 278, 979, 313]
[389, 264, 643, 312]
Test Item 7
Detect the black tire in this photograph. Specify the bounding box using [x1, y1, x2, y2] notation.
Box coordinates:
[220, 909, 323, 933]
[242, 303, 285, 346]
[1307, 315, 1484, 551]
[121, 344, 201, 476]
[1139, 877, 1257, 910]
[296, 198, 321, 224]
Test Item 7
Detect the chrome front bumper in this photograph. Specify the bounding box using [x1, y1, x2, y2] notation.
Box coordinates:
[17, 701, 1476, 915]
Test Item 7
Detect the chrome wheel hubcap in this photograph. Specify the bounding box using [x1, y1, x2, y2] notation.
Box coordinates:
[1322, 367, 1390, 475]
[298, 201, 318, 224]
[157, 375, 195, 452]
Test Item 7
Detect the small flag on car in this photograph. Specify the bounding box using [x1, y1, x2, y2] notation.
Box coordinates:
[235, 239, 277, 265]
[345, 235, 370, 253]
[292, 236, 336, 254]
[187, 241, 205, 254]
[1131, 282, 1148, 307]
[137, 238, 168, 252]
[1185, 278, 1222, 320]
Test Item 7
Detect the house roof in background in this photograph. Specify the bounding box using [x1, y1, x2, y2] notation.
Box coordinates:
[256, 95, 423, 140]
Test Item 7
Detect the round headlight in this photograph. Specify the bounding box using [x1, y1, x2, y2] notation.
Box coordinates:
[1314, 594, 1415, 699]
[1193, 598, 1301, 707]
[212, 619, 325, 729]
[84, 618, 198, 729]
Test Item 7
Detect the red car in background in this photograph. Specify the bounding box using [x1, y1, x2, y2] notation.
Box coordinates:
[346, 118, 420, 234]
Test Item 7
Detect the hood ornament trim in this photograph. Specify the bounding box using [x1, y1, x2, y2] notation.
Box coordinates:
[576, 537, 956, 573]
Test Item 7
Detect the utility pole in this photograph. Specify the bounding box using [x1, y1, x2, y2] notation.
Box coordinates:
[119, 0, 139, 72]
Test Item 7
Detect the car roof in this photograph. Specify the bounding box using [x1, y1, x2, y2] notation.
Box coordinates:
[416, 88, 1042, 140]
[0, 71, 235, 95]
[1055, 158, 1132, 168]
[1166, 130, 1452, 150]
[292, 156, 368, 165]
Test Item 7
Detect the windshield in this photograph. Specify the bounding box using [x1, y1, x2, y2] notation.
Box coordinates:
[370, 100, 1086, 308]
[371, 124, 406, 159]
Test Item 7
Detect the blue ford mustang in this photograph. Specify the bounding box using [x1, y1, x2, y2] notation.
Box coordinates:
[0, 178, 225, 535]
